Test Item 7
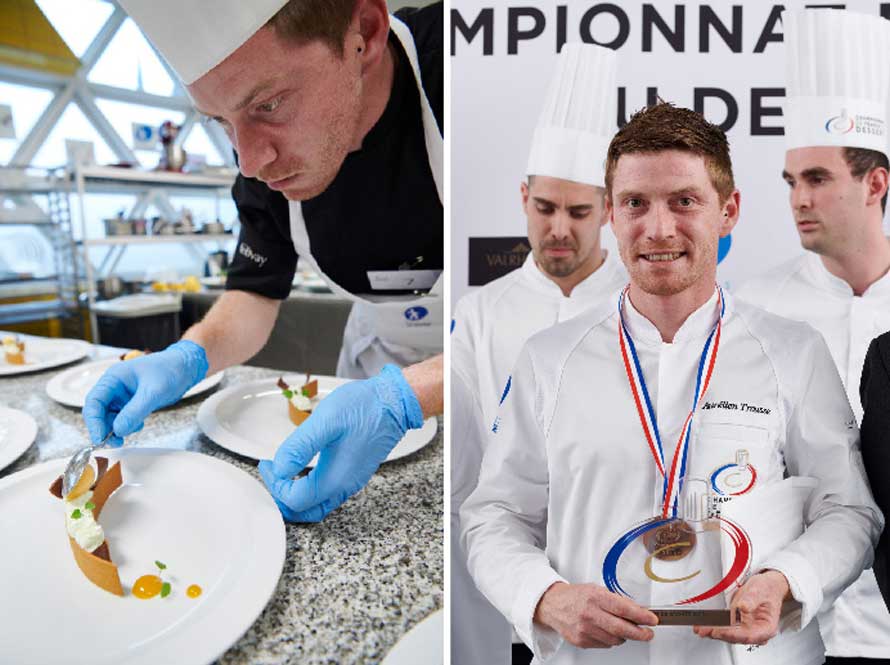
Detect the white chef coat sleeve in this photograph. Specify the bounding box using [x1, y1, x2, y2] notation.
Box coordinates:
[460, 345, 567, 661]
[759, 331, 883, 630]
[451, 295, 484, 515]
[451, 368, 513, 665]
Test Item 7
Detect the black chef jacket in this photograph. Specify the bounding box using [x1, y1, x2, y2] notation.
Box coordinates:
[861, 331, 890, 613]
[226, 3, 443, 300]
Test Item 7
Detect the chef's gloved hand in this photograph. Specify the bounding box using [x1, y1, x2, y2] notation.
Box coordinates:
[82, 340, 209, 446]
[258, 364, 424, 522]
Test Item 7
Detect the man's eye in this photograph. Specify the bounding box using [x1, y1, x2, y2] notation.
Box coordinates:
[536, 205, 555, 215]
[677, 197, 693, 207]
[257, 97, 282, 113]
[570, 210, 590, 220]
[626, 198, 642, 208]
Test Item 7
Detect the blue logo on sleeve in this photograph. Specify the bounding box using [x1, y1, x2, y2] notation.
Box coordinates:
[492, 375, 512, 433]
[404, 306, 429, 321]
[499, 375, 512, 405]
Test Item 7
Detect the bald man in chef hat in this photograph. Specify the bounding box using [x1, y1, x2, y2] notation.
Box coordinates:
[737, 11, 890, 662]
[451, 42, 627, 664]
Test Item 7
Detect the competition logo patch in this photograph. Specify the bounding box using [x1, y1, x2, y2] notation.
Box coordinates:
[710, 449, 757, 496]
[824, 108, 884, 138]
[825, 108, 855, 135]
[404, 306, 428, 321]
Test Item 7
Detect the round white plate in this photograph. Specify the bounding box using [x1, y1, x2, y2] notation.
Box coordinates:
[0, 334, 91, 376]
[197, 375, 438, 464]
[0, 407, 37, 472]
[381, 610, 443, 665]
[46, 358, 224, 408]
[0, 448, 285, 665]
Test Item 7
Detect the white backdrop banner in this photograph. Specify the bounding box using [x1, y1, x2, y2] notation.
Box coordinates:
[451, 0, 890, 301]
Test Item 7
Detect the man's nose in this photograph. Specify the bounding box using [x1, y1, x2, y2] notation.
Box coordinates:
[549, 210, 571, 239]
[231, 121, 277, 179]
[790, 183, 811, 211]
[645, 203, 677, 241]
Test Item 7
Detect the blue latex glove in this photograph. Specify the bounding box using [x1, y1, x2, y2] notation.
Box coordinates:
[258, 364, 424, 522]
[82, 340, 209, 446]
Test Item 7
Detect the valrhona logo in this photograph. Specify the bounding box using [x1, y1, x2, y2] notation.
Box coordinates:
[468, 237, 531, 286]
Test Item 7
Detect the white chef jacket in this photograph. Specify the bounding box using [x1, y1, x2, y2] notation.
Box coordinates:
[737, 250, 890, 658]
[450, 251, 627, 664]
[462, 289, 881, 665]
[452, 250, 628, 429]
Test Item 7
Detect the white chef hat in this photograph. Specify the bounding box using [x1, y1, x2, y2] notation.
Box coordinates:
[117, 0, 289, 84]
[784, 9, 890, 155]
[526, 43, 618, 187]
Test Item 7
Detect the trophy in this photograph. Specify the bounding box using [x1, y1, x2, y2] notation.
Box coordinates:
[602, 478, 752, 626]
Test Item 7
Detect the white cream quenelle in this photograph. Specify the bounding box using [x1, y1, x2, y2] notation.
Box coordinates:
[461, 290, 881, 665]
[63, 490, 105, 553]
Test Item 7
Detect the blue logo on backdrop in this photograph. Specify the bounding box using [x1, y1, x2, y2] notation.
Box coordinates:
[450, 318, 455, 334]
[405, 306, 429, 321]
[718, 234, 732, 264]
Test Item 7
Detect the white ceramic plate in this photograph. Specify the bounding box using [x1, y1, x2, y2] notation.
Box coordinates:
[381, 610, 443, 665]
[0, 407, 37, 472]
[0, 333, 91, 376]
[0, 448, 285, 665]
[196, 375, 438, 465]
[46, 358, 224, 408]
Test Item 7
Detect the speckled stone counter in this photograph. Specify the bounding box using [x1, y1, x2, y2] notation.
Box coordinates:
[0, 346, 443, 664]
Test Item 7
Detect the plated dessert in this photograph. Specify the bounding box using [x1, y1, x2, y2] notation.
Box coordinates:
[278, 375, 319, 426]
[49, 457, 124, 595]
[2, 335, 25, 365]
[120, 349, 148, 361]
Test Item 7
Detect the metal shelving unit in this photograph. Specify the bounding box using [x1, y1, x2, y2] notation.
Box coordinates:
[0, 167, 83, 334]
[70, 163, 237, 341]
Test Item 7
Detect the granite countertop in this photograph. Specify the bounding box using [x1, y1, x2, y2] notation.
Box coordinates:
[0, 347, 443, 664]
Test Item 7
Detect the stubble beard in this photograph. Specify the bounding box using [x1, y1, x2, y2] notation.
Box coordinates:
[278, 74, 363, 201]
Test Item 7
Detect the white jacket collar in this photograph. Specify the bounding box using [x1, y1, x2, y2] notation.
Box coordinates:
[520, 248, 623, 299]
[622, 285, 731, 346]
[803, 249, 890, 299]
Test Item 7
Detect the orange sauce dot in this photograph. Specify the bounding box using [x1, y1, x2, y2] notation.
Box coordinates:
[186, 584, 202, 598]
[133, 574, 163, 599]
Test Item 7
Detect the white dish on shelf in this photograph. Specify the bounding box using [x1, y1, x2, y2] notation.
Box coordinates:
[197, 375, 437, 465]
[0, 333, 92, 376]
[46, 358, 224, 408]
[0, 448, 285, 665]
[0, 407, 37, 472]
[380, 610, 443, 665]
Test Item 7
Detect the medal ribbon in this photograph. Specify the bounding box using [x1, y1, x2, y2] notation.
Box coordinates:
[617, 285, 725, 518]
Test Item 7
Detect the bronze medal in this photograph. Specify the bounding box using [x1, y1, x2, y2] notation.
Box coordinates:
[642, 520, 696, 561]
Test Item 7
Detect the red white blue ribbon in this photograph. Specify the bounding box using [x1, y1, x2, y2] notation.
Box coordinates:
[618, 285, 725, 519]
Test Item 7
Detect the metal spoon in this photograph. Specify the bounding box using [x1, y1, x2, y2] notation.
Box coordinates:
[61, 431, 114, 497]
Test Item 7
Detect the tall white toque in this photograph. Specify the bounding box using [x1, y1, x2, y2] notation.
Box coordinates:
[117, 0, 290, 84]
[526, 43, 618, 187]
[784, 8, 890, 155]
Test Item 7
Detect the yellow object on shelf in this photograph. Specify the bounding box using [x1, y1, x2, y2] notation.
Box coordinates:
[151, 276, 201, 293]
[0, 0, 80, 76]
